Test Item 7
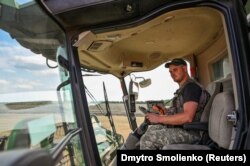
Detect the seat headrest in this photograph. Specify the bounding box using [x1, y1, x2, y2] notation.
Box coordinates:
[218, 75, 233, 92]
[206, 81, 222, 96]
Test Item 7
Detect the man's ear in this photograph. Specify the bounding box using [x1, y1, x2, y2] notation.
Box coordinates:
[183, 65, 188, 72]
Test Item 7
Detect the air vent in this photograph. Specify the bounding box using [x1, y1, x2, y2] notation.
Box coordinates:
[87, 40, 112, 52]
[89, 42, 103, 50]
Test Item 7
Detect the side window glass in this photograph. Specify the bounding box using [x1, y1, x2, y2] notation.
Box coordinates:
[212, 56, 231, 81]
[245, 0, 250, 15]
[0, 1, 85, 165]
[246, 1, 250, 24]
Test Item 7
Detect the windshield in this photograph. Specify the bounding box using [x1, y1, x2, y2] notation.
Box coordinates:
[82, 72, 124, 162]
[0, 0, 84, 165]
[82, 63, 179, 139]
[126, 64, 179, 101]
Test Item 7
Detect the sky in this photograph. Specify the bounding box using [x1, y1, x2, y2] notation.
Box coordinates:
[83, 64, 179, 102]
[0, 21, 180, 103]
[0, 29, 60, 102]
[16, 0, 32, 5]
[0, 0, 183, 103]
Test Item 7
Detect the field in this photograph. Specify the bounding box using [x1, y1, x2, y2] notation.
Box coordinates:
[89, 103, 146, 139]
[0, 102, 145, 166]
[0, 102, 146, 140]
[97, 115, 145, 139]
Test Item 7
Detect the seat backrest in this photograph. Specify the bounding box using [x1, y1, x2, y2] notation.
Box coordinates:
[201, 74, 232, 123]
[208, 91, 234, 149]
[161, 91, 235, 150]
[200, 81, 222, 122]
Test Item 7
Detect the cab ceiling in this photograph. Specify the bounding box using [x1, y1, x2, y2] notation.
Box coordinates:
[75, 7, 224, 77]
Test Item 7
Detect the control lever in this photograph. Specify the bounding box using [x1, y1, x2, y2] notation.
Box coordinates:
[138, 106, 149, 114]
[139, 106, 160, 114]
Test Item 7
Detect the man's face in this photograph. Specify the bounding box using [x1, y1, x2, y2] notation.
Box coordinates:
[168, 65, 187, 83]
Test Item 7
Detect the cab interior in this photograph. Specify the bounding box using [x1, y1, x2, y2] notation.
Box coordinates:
[74, 6, 236, 150]
[0, 1, 248, 165]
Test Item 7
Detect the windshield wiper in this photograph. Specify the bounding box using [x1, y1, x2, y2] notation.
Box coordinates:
[103, 82, 119, 144]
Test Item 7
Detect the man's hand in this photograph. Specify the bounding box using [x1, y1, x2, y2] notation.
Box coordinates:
[145, 113, 161, 124]
[146, 101, 199, 125]
[152, 104, 166, 115]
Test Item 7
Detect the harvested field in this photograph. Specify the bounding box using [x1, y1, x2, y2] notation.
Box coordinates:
[97, 115, 145, 139]
[90, 103, 147, 139]
[0, 102, 147, 141]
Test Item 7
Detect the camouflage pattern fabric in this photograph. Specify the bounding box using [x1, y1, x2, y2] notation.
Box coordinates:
[140, 124, 200, 150]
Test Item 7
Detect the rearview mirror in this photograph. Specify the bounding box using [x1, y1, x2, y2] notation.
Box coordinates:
[128, 75, 151, 101]
[139, 78, 151, 88]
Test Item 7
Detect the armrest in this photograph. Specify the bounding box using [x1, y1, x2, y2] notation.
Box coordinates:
[183, 122, 208, 131]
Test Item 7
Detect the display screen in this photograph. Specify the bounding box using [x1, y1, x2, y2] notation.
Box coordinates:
[146, 100, 165, 112]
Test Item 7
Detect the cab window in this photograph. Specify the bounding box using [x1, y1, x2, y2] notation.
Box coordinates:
[212, 56, 231, 81]
[0, 0, 85, 165]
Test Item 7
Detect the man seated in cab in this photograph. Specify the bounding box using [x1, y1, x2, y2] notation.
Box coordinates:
[140, 58, 209, 150]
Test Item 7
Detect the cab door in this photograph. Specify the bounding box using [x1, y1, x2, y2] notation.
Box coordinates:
[240, 0, 250, 149]
[224, 0, 250, 149]
[0, 0, 101, 165]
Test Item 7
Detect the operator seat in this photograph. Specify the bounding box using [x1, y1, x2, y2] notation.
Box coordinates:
[163, 91, 234, 150]
[172, 81, 223, 146]
[200, 81, 222, 122]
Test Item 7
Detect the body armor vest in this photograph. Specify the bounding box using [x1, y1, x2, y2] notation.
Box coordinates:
[168, 78, 210, 122]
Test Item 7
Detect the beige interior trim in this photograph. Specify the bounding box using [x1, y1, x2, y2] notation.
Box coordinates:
[76, 7, 224, 78]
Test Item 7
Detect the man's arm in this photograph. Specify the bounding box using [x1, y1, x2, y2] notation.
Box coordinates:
[146, 101, 198, 125]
